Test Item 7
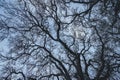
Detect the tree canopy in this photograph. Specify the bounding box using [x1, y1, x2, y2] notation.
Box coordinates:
[0, 0, 120, 80]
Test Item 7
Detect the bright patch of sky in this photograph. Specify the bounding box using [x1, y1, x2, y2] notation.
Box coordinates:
[0, 39, 9, 54]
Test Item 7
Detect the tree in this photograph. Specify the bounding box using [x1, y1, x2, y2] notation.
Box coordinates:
[0, 0, 120, 80]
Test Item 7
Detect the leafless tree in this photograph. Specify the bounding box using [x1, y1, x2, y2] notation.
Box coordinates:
[0, 0, 120, 80]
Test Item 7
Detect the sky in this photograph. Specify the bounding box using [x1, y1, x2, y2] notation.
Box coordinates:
[0, 38, 9, 53]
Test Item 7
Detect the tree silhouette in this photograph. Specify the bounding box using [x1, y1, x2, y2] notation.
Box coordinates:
[0, 0, 120, 80]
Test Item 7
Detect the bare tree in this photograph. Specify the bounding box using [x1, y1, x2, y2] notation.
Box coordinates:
[0, 0, 120, 80]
